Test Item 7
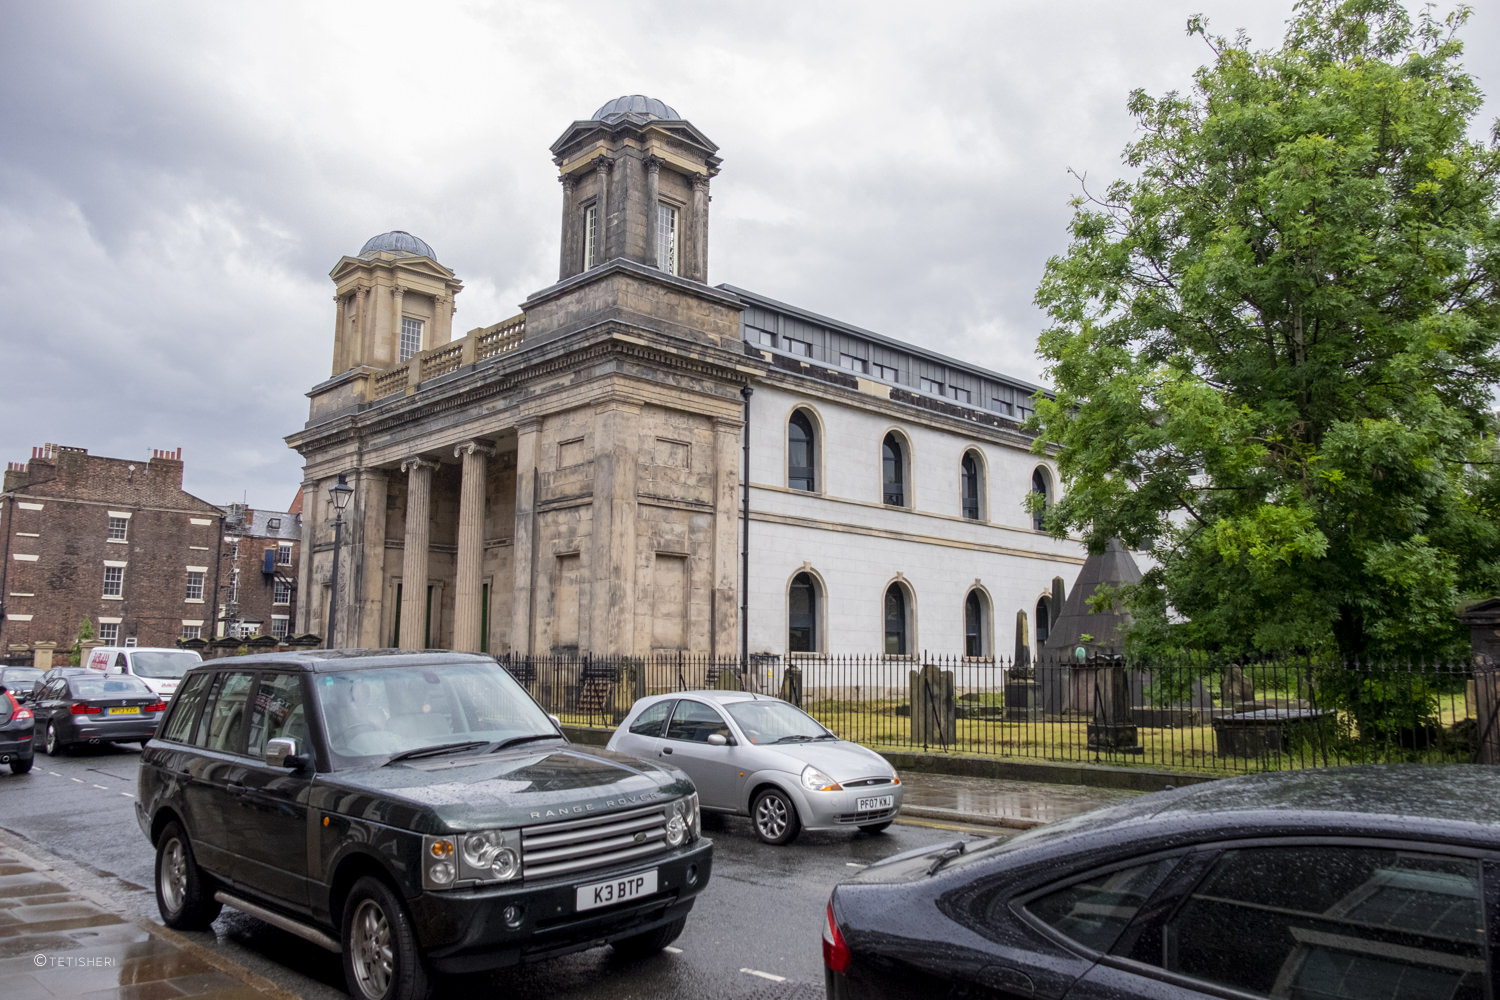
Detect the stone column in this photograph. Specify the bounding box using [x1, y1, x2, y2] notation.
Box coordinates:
[392, 285, 407, 353]
[510, 420, 542, 655]
[644, 156, 661, 268]
[595, 157, 612, 264]
[691, 174, 710, 282]
[711, 416, 742, 658]
[353, 468, 389, 648]
[296, 480, 318, 638]
[590, 401, 640, 655]
[453, 440, 495, 652]
[32, 642, 57, 670]
[398, 457, 438, 649]
[558, 173, 577, 279]
[333, 293, 348, 373]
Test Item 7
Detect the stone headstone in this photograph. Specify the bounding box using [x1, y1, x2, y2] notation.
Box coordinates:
[910, 663, 956, 746]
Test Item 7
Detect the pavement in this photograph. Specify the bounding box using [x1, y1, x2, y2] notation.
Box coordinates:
[0, 772, 1138, 999]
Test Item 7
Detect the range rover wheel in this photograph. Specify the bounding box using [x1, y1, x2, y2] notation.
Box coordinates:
[342, 876, 435, 1000]
[611, 915, 686, 960]
[10, 755, 32, 775]
[155, 821, 221, 929]
[752, 787, 801, 846]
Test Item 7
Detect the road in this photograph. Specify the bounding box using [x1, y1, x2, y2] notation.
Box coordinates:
[0, 743, 1005, 999]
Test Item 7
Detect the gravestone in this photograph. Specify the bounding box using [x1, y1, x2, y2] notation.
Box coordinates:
[1131, 670, 1213, 728]
[1220, 665, 1256, 709]
[910, 663, 956, 746]
[1084, 658, 1142, 753]
[779, 665, 803, 707]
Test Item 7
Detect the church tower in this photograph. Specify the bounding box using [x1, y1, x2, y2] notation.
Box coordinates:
[551, 95, 721, 284]
[326, 231, 464, 376]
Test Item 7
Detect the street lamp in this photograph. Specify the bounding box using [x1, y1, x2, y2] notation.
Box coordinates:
[326, 473, 354, 649]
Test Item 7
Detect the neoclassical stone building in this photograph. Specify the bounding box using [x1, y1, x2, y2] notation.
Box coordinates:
[287, 95, 1085, 660]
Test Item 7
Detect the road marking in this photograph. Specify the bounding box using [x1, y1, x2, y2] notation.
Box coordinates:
[897, 816, 1000, 835]
[70, 777, 84, 784]
[47, 771, 61, 777]
[92, 784, 107, 790]
[845, 862, 868, 868]
[741, 969, 786, 983]
[120, 793, 133, 798]
[663, 946, 683, 954]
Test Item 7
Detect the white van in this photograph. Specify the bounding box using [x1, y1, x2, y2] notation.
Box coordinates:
[84, 647, 202, 700]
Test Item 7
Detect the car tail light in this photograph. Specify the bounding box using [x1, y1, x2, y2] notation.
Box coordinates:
[822, 899, 852, 973]
[70, 703, 102, 715]
[145, 702, 167, 712]
[15, 707, 32, 721]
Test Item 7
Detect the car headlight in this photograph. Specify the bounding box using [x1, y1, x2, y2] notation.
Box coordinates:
[423, 829, 520, 889]
[801, 765, 843, 792]
[663, 793, 700, 846]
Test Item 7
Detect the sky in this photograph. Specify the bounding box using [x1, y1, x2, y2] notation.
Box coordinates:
[1, 1, 1496, 510]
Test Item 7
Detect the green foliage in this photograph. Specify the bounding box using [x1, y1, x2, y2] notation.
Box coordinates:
[1032, 0, 1500, 660]
[68, 617, 95, 667]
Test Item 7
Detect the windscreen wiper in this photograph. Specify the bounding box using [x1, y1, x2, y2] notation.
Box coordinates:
[488, 732, 565, 753]
[773, 734, 817, 744]
[926, 840, 967, 876]
[384, 740, 490, 765]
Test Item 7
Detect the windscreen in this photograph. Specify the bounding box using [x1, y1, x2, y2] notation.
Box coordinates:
[316, 659, 557, 763]
[69, 676, 155, 700]
[723, 700, 832, 744]
[129, 652, 201, 679]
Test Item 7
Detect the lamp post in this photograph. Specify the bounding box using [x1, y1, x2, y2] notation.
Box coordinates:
[325, 473, 354, 649]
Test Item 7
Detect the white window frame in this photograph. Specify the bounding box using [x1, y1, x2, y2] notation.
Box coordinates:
[584, 202, 599, 268]
[185, 570, 205, 602]
[656, 201, 680, 275]
[107, 514, 130, 542]
[98, 623, 120, 643]
[277, 543, 293, 566]
[399, 316, 424, 362]
[180, 624, 202, 641]
[273, 579, 292, 606]
[102, 563, 126, 599]
[271, 615, 291, 640]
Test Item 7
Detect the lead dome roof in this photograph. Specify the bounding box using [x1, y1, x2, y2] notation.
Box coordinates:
[591, 95, 681, 122]
[358, 231, 438, 262]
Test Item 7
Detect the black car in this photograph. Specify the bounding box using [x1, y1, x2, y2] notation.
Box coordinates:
[0, 666, 44, 702]
[136, 649, 711, 1000]
[824, 765, 1497, 1000]
[31, 673, 166, 754]
[0, 684, 35, 774]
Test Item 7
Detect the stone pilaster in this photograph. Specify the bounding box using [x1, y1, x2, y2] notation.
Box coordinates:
[453, 440, 495, 652]
[297, 481, 318, 638]
[590, 401, 640, 655]
[392, 285, 407, 353]
[399, 457, 438, 648]
[509, 420, 542, 655]
[595, 157, 612, 264]
[558, 173, 578, 280]
[712, 415, 742, 658]
[644, 156, 661, 269]
[691, 174, 710, 282]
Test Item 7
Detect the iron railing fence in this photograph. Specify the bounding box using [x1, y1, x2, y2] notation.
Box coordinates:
[495, 652, 1500, 775]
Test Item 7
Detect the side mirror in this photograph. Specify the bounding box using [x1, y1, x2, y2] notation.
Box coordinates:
[706, 733, 728, 747]
[549, 714, 563, 730]
[264, 737, 306, 769]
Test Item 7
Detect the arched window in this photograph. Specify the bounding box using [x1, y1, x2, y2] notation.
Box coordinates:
[964, 590, 988, 657]
[882, 433, 905, 506]
[1036, 596, 1052, 647]
[961, 451, 982, 520]
[788, 411, 816, 492]
[1032, 467, 1050, 531]
[884, 583, 909, 655]
[789, 572, 818, 652]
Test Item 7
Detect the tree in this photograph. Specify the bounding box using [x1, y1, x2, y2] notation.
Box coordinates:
[1031, 0, 1500, 661]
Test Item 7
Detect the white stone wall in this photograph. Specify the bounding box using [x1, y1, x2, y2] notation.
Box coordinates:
[743, 383, 1084, 658]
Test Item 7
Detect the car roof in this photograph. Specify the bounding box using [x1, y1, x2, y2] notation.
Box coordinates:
[647, 689, 783, 707]
[1001, 765, 1500, 855]
[181, 649, 499, 675]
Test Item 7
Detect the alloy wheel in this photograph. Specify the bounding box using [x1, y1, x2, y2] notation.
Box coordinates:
[756, 794, 789, 841]
[160, 837, 187, 915]
[349, 898, 394, 998]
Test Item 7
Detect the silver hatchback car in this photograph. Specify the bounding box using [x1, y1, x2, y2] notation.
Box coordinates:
[608, 691, 902, 845]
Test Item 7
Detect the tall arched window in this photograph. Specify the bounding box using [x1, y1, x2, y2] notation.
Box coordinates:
[961, 451, 982, 520]
[788, 411, 816, 492]
[964, 590, 987, 657]
[884, 583, 909, 655]
[1036, 595, 1052, 647]
[1032, 467, 1050, 531]
[882, 433, 905, 506]
[789, 573, 818, 652]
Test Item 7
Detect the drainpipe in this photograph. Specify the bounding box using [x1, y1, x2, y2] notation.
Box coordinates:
[0, 493, 13, 651]
[740, 385, 753, 665]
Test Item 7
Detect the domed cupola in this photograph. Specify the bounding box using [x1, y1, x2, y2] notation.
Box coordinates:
[549, 97, 720, 285]
[358, 230, 438, 262]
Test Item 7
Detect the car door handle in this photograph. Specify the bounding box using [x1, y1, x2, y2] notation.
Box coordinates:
[661, 747, 673, 755]
[226, 782, 248, 798]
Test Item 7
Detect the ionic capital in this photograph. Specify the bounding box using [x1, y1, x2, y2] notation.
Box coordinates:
[455, 440, 497, 461]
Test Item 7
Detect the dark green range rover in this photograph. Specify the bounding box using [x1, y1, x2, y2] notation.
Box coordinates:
[136, 649, 711, 1000]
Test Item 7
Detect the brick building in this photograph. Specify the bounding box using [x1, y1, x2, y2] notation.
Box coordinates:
[217, 498, 302, 641]
[0, 444, 226, 664]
